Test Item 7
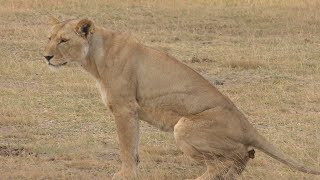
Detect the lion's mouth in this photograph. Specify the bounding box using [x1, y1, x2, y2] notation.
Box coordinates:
[48, 62, 68, 67]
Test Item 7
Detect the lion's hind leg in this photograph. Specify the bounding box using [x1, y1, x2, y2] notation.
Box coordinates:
[217, 155, 249, 180]
[196, 158, 235, 180]
[174, 115, 250, 180]
[200, 156, 249, 180]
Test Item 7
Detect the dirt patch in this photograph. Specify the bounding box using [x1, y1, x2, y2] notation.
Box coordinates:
[0, 146, 36, 157]
[190, 56, 214, 63]
[0, 127, 12, 133]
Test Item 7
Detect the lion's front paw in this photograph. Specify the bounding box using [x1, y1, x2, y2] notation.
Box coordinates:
[112, 169, 137, 180]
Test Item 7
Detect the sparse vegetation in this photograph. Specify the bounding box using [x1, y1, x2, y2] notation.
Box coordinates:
[0, 0, 319, 179]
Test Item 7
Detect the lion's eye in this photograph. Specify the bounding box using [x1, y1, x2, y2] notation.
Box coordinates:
[60, 38, 69, 43]
[48, 37, 51, 41]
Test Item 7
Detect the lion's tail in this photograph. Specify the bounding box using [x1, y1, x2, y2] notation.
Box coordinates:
[250, 130, 320, 175]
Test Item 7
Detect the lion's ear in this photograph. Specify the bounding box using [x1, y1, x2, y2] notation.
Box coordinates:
[48, 16, 61, 25]
[75, 19, 95, 38]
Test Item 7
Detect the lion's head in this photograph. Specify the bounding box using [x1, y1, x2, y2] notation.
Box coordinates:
[43, 17, 95, 68]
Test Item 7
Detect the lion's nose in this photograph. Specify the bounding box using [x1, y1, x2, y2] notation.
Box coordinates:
[44, 55, 54, 61]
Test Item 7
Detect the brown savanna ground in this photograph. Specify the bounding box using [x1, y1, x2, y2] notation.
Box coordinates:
[0, 0, 319, 179]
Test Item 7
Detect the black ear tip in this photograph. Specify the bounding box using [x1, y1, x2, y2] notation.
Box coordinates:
[76, 19, 94, 37]
[82, 24, 90, 34]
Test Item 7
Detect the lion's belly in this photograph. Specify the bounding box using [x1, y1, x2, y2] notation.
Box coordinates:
[138, 107, 181, 132]
[137, 91, 219, 131]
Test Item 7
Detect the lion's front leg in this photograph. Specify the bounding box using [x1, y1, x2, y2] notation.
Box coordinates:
[112, 103, 140, 180]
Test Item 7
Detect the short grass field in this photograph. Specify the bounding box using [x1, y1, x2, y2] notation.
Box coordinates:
[0, 0, 319, 179]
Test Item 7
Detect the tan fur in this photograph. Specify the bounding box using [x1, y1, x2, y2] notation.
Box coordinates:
[43, 18, 320, 179]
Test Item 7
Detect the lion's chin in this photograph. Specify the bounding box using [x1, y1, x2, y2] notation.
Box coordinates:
[48, 62, 68, 67]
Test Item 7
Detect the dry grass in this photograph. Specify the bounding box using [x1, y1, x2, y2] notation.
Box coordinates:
[0, 0, 320, 179]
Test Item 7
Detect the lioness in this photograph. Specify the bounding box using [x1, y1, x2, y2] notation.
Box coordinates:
[43, 17, 320, 179]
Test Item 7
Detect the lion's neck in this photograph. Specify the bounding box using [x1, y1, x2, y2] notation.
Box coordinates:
[82, 57, 100, 79]
[82, 27, 113, 80]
